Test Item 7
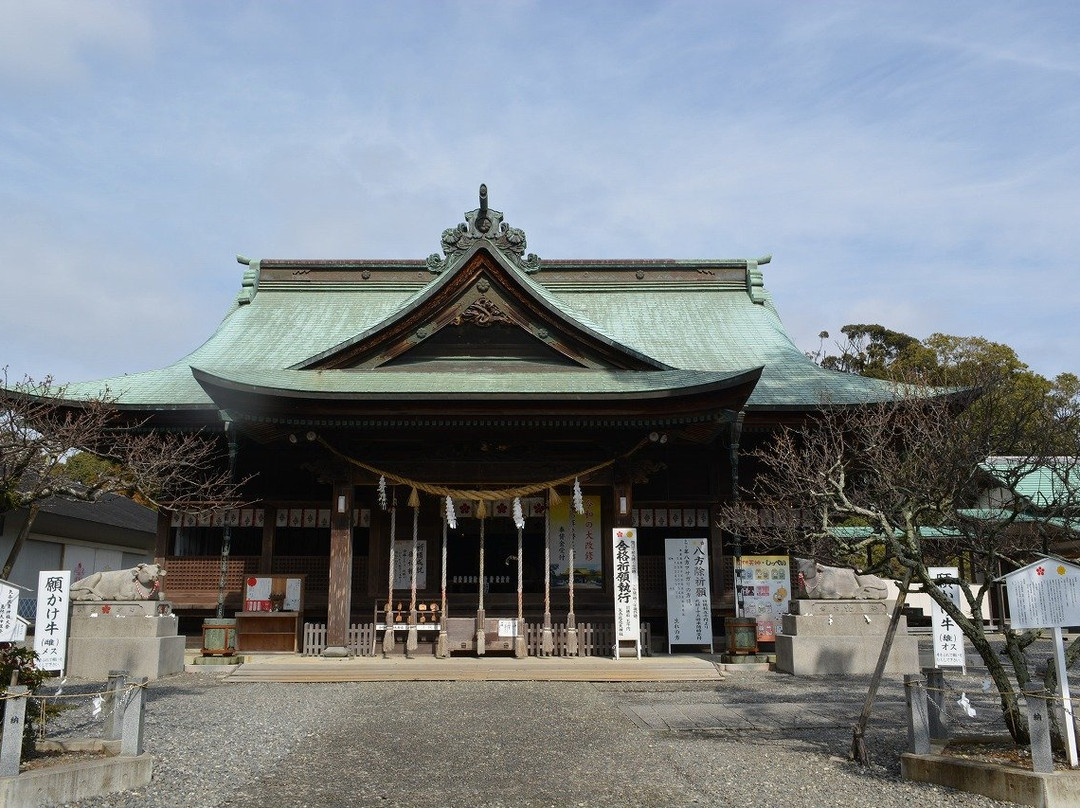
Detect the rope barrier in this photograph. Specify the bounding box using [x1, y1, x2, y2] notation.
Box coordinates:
[0, 679, 149, 703]
[315, 435, 651, 501]
[905, 678, 1080, 707]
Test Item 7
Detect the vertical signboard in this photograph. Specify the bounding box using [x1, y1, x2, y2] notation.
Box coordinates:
[34, 570, 71, 672]
[612, 528, 641, 658]
[928, 566, 966, 669]
[664, 538, 714, 652]
[393, 540, 427, 590]
[550, 496, 601, 587]
[733, 555, 790, 642]
[0, 583, 20, 643]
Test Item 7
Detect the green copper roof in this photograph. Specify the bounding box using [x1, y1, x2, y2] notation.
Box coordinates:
[57, 193, 901, 413]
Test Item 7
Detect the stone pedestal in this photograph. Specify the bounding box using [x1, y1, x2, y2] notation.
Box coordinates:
[775, 599, 919, 676]
[66, 601, 185, 681]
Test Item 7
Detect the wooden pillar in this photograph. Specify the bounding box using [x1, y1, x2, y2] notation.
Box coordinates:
[259, 506, 277, 574]
[323, 482, 353, 656]
[613, 481, 633, 528]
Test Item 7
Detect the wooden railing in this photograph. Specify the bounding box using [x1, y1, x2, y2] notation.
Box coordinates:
[301, 621, 652, 657]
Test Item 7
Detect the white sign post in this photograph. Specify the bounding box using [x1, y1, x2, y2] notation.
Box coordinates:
[1002, 558, 1080, 767]
[664, 538, 714, 653]
[34, 570, 72, 672]
[0, 583, 20, 644]
[612, 528, 641, 659]
[928, 566, 966, 671]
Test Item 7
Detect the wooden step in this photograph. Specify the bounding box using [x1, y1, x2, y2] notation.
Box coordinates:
[224, 658, 723, 683]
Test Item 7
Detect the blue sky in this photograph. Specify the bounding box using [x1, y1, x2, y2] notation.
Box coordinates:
[2, 1, 1078, 383]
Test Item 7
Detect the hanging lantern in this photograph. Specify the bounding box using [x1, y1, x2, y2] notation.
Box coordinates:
[445, 495, 457, 529]
[512, 497, 525, 530]
[572, 477, 584, 515]
[378, 476, 388, 510]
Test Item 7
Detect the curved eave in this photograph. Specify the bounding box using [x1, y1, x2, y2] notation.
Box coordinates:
[190, 365, 762, 425]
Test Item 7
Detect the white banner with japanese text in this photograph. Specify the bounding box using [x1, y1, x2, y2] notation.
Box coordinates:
[34, 570, 71, 671]
[928, 566, 965, 668]
[665, 538, 714, 651]
[612, 528, 641, 653]
[0, 583, 20, 643]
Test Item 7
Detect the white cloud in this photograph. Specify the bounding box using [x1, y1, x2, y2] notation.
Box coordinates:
[0, 0, 154, 90]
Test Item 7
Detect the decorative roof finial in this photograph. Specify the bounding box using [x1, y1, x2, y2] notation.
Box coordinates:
[425, 184, 541, 275]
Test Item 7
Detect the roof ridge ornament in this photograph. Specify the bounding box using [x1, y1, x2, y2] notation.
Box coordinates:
[426, 184, 541, 275]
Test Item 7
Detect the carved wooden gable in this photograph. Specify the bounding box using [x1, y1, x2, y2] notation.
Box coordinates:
[296, 247, 667, 371]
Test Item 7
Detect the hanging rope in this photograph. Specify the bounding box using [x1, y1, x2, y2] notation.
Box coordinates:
[315, 435, 649, 501]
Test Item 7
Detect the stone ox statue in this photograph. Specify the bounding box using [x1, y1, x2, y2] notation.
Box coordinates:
[70, 563, 166, 601]
[796, 558, 887, 600]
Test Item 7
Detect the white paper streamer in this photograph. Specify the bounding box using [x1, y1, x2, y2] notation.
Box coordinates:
[572, 477, 584, 515]
[445, 495, 457, 529]
[378, 476, 388, 510]
[513, 497, 525, 530]
[957, 692, 977, 718]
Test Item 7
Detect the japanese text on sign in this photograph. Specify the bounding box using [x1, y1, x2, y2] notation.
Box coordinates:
[1005, 561, 1080, 630]
[612, 529, 641, 642]
[665, 538, 714, 649]
[34, 570, 71, 672]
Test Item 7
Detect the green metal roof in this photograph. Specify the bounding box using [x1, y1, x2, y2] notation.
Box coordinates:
[980, 458, 1080, 509]
[57, 197, 901, 413]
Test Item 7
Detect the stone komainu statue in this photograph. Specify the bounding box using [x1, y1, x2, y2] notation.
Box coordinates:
[69, 563, 166, 601]
[796, 558, 888, 600]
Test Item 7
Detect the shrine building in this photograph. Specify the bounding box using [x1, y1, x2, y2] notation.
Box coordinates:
[53, 186, 898, 656]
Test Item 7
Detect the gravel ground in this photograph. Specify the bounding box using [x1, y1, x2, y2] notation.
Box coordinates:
[37, 664, 1025, 808]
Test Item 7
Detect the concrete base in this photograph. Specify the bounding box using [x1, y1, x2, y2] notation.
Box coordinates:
[321, 646, 351, 658]
[775, 599, 919, 676]
[67, 636, 185, 681]
[0, 753, 152, 807]
[902, 751, 1080, 807]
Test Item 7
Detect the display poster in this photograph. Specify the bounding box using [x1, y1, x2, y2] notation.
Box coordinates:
[549, 496, 601, 587]
[34, 570, 71, 671]
[664, 538, 714, 652]
[1004, 559, 1080, 630]
[0, 582, 20, 643]
[498, 619, 518, 637]
[244, 575, 304, 612]
[612, 528, 641, 655]
[733, 555, 791, 642]
[393, 540, 427, 590]
[928, 566, 965, 668]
